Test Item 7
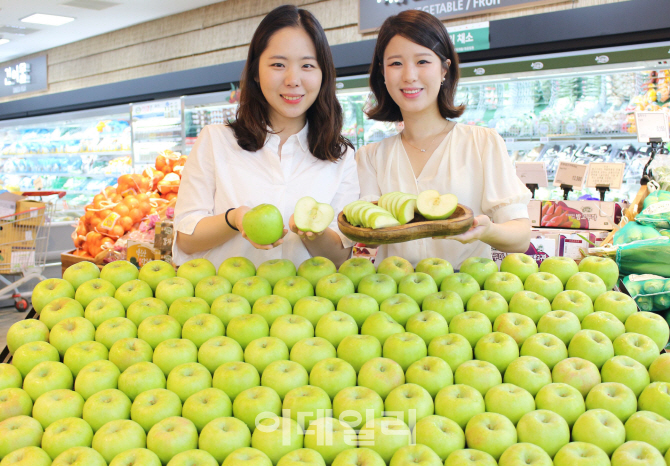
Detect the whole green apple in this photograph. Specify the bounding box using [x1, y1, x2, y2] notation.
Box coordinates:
[416, 258, 454, 288]
[48, 316, 96, 358]
[332, 448, 385, 466]
[332, 386, 382, 430]
[358, 357, 405, 400]
[273, 277, 314, 308]
[439, 273, 480, 306]
[23, 361, 73, 402]
[389, 444, 441, 466]
[454, 360, 502, 396]
[0, 446, 52, 466]
[156, 277, 195, 309]
[337, 334, 382, 373]
[115, 279, 153, 311]
[251, 416, 303, 465]
[474, 332, 519, 373]
[493, 312, 536, 346]
[509, 290, 551, 324]
[464, 412, 517, 460]
[51, 447, 106, 466]
[0, 387, 32, 422]
[649, 353, 670, 382]
[6, 319, 49, 354]
[138, 314, 182, 350]
[466, 290, 508, 322]
[610, 441, 666, 466]
[579, 256, 619, 290]
[100, 260, 139, 290]
[568, 329, 614, 369]
[177, 258, 217, 288]
[213, 362, 260, 402]
[449, 311, 492, 347]
[503, 356, 551, 397]
[428, 334, 472, 373]
[422, 291, 463, 323]
[108, 448, 162, 466]
[380, 294, 420, 327]
[484, 383, 535, 426]
[500, 253, 539, 284]
[358, 274, 398, 306]
[109, 337, 154, 373]
[74, 278, 116, 309]
[586, 382, 637, 423]
[384, 383, 434, 428]
[434, 384, 485, 430]
[218, 257, 256, 286]
[383, 332, 427, 372]
[95, 317, 137, 350]
[310, 357, 357, 400]
[84, 296, 125, 328]
[127, 297, 169, 327]
[536, 310, 581, 346]
[138, 260, 176, 294]
[232, 386, 282, 432]
[222, 447, 272, 466]
[582, 311, 625, 341]
[284, 385, 332, 430]
[497, 443, 552, 466]
[83, 388, 132, 432]
[337, 293, 379, 329]
[252, 295, 292, 327]
[63, 341, 108, 378]
[233, 277, 273, 307]
[358, 417, 411, 464]
[92, 419, 146, 464]
[484, 272, 524, 303]
[33, 278, 75, 314]
[638, 382, 670, 420]
[261, 360, 308, 400]
[270, 315, 314, 351]
[182, 387, 232, 432]
[130, 388, 182, 433]
[316, 273, 355, 307]
[405, 356, 452, 398]
[146, 416, 198, 465]
[614, 332, 661, 369]
[63, 261, 100, 291]
[304, 417, 356, 465]
[377, 257, 414, 285]
[412, 415, 464, 462]
[565, 272, 607, 303]
[0, 415, 43, 459]
[168, 296, 210, 326]
[289, 337, 336, 373]
[152, 338, 196, 376]
[118, 362, 166, 402]
[523, 272, 563, 304]
[227, 314, 270, 350]
[520, 333, 567, 370]
[199, 416, 251, 465]
[315, 311, 358, 348]
[516, 409, 570, 458]
[164, 449, 219, 466]
[74, 359, 120, 400]
[244, 337, 290, 375]
[444, 449, 496, 466]
[298, 257, 337, 288]
[398, 273, 438, 307]
[594, 291, 637, 323]
[11, 341, 59, 378]
[0, 364, 21, 391]
[539, 257, 578, 286]
[551, 290, 593, 322]
[211, 294, 252, 326]
[196, 275, 233, 306]
[625, 411, 670, 455]
[601, 355, 650, 397]
[459, 257, 498, 288]
[625, 311, 670, 352]
[257, 259, 296, 288]
[552, 442, 610, 466]
[293, 296, 334, 327]
[41, 417, 93, 460]
[40, 297, 84, 330]
[182, 314, 225, 349]
[534, 382, 584, 428]
[361, 312, 404, 347]
[572, 409, 626, 456]
[551, 357, 601, 398]
[339, 258, 377, 289]
[166, 362, 212, 403]
[242, 204, 284, 245]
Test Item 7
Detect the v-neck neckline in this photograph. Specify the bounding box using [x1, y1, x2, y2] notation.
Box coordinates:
[399, 122, 457, 183]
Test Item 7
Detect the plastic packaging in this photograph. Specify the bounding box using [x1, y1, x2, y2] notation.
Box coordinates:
[622, 274, 670, 312]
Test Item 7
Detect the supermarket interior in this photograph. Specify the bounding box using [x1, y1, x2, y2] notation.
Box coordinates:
[1, 0, 670, 465]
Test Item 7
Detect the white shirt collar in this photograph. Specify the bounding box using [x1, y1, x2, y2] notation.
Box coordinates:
[265, 122, 309, 153]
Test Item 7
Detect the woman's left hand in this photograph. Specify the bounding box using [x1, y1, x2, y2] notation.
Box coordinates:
[436, 215, 492, 244]
[289, 214, 326, 241]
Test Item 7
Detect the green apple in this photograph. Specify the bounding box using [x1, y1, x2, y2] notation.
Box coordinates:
[138, 314, 182, 349]
[252, 295, 292, 327]
[474, 332, 518, 374]
[130, 388, 182, 433]
[49, 316, 96, 357]
[484, 383, 534, 426]
[516, 409, 570, 458]
[0, 415, 43, 459]
[222, 447, 272, 466]
[51, 447, 106, 466]
[361, 312, 404, 346]
[273, 277, 314, 308]
[551, 357, 600, 398]
[439, 273, 480, 306]
[551, 290, 594, 322]
[539, 257, 578, 287]
[336, 294, 379, 329]
[594, 291, 637, 323]
[298, 257, 337, 288]
[195, 275, 232, 306]
[459, 257, 498, 288]
[444, 449, 496, 466]
[404, 357, 452, 399]
[384, 383, 433, 428]
[11, 341, 59, 378]
[638, 382, 670, 420]
[412, 415, 463, 462]
[269, 315, 313, 351]
[339, 258, 377, 289]
[218, 257, 256, 286]
[109, 337, 153, 373]
[118, 362, 166, 401]
[244, 337, 289, 375]
[0, 364, 21, 391]
[278, 448, 326, 466]
[377, 257, 413, 285]
[625, 411, 670, 455]
[92, 419, 146, 464]
[625, 311, 670, 351]
[415, 258, 453, 288]
[304, 417, 356, 465]
[284, 385, 332, 430]
[152, 338, 196, 376]
[199, 417, 251, 464]
[449, 311, 492, 347]
[177, 258, 216, 287]
[536, 310, 580, 345]
[242, 204, 284, 245]
[168, 296, 210, 326]
[0, 387, 32, 422]
[146, 416, 198, 465]
[568, 329, 614, 369]
[257, 259, 296, 288]
[182, 314, 225, 349]
[289, 337, 336, 373]
[552, 442, 610, 466]
[33, 278, 75, 314]
[260, 360, 308, 400]
[464, 412, 517, 461]
[310, 358, 357, 400]
[63, 261, 100, 291]
[95, 317, 137, 350]
[498, 443, 552, 466]
[315, 311, 358, 348]
[166, 362, 212, 403]
[84, 296, 125, 328]
[398, 273, 438, 307]
[331, 448, 385, 466]
[466, 290, 508, 322]
[332, 386, 382, 430]
[508, 290, 551, 324]
[493, 312, 536, 346]
[227, 314, 270, 350]
[211, 294, 251, 326]
[565, 272, 607, 303]
[383, 332, 427, 372]
[40, 297, 84, 330]
[534, 382, 584, 428]
[358, 274, 398, 305]
[138, 260, 176, 293]
[405, 311, 447, 346]
[572, 409, 626, 456]
[379, 294, 419, 327]
[0, 446, 52, 466]
[83, 388, 132, 432]
[100, 260, 139, 289]
[454, 360, 501, 397]
[523, 272, 564, 303]
[316, 273, 355, 307]
[582, 311, 625, 341]
[358, 357, 405, 400]
[389, 444, 442, 466]
[586, 382, 637, 423]
[74, 359, 120, 400]
[115, 279, 153, 311]
[108, 448, 162, 466]
[579, 256, 619, 290]
[233, 277, 273, 307]
[500, 253, 539, 284]
[251, 416, 303, 465]
[601, 355, 649, 397]
[422, 291, 463, 323]
[503, 356, 551, 397]
[337, 335, 382, 373]
[434, 384, 484, 430]
[519, 333, 567, 370]
[650, 353, 670, 382]
[358, 417, 411, 464]
[6, 319, 49, 354]
[182, 387, 232, 432]
[611, 441, 666, 466]
[213, 362, 260, 403]
[484, 272, 524, 303]
[155, 277, 195, 309]
[75, 278, 116, 309]
[127, 297, 168, 327]
[63, 341, 108, 378]
[293, 297, 334, 327]
[164, 449, 218, 466]
[427, 334, 472, 374]
[23, 361, 73, 401]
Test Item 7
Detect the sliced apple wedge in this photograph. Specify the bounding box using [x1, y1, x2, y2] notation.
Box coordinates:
[294, 196, 335, 233]
[417, 190, 458, 220]
[395, 197, 417, 225]
[370, 214, 400, 229]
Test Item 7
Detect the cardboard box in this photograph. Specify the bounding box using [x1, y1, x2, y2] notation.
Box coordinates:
[539, 200, 625, 230]
[0, 246, 36, 273]
[491, 230, 558, 267]
[15, 199, 46, 227]
[154, 220, 174, 252]
[528, 200, 542, 228]
[0, 192, 22, 218]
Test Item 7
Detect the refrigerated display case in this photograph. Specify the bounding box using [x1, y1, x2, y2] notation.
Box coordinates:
[131, 98, 183, 171]
[183, 90, 239, 155]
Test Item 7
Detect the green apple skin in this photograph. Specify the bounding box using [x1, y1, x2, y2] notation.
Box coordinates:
[428, 334, 472, 373]
[434, 384, 485, 430]
[484, 272, 524, 303]
[474, 332, 519, 374]
[182, 314, 225, 349]
[11, 341, 59, 378]
[449, 311, 492, 347]
[383, 332, 428, 372]
[41, 417, 93, 460]
[6, 319, 49, 354]
[358, 417, 411, 464]
[51, 447, 107, 466]
[63, 261, 100, 291]
[611, 441, 666, 466]
[298, 257, 338, 289]
[508, 290, 551, 325]
[289, 337, 337, 373]
[625, 311, 670, 352]
[316, 273, 356, 307]
[270, 315, 314, 351]
[156, 277, 196, 310]
[516, 409, 570, 458]
[63, 341, 109, 378]
[339, 258, 377, 290]
[551, 357, 601, 398]
[444, 449, 496, 466]
[233, 386, 282, 432]
[196, 275, 233, 306]
[293, 297, 334, 327]
[127, 297, 169, 327]
[377, 257, 414, 285]
[568, 330, 614, 369]
[233, 277, 273, 308]
[130, 388, 182, 433]
[332, 386, 382, 430]
[92, 419, 147, 464]
[582, 311, 625, 342]
[310, 358, 357, 400]
[389, 444, 441, 466]
[222, 447, 273, 466]
[0, 387, 32, 422]
[466, 290, 508, 323]
[284, 385, 332, 430]
[625, 411, 670, 455]
[337, 335, 382, 373]
[74, 359, 120, 400]
[84, 296, 126, 328]
[331, 448, 385, 466]
[244, 336, 290, 375]
[585, 383, 638, 423]
[199, 417, 251, 465]
[361, 312, 404, 347]
[40, 297, 84, 330]
[484, 383, 535, 426]
[211, 294, 251, 327]
[601, 355, 650, 397]
[168, 296, 210, 327]
[115, 280, 154, 311]
[0, 415, 44, 459]
[252, 418, 305, 465]
[594, 291, 637, 323]
[649, 353, 670, 382]
[380, 294, 420, 327]
[108, 337, 153, 373]
[523, 272, 564, 304]
[579, 256, 619, 290]
[503, 356, 551, 397]
[146, 416, 198, 466]
[95, 317, 137, 350]
[100, 260, 139, 290]
[398, 273, 438, 307]
[152, 338, 196, 376]
[242, 204, 284, 245]
[638, 382, 670, 420]
[166, 362, 213, 403]
[74, 279, 116, 310]
[572, 409, 626, 456]
[539, 256, 578, 287]
[535, 383, 585, 428]
[315, 311, 358, 348]
[412, 415, 464, 462]
[252, 295, 292, 327]
[454, 360, 502, 397]
[118, 362, 166, 402]
[304, 417, 356, 465]
[464, 412, 517, 461]
[227, 314, 270, 350]
[565, 272, 607, 303]
[138, 260, 176, 294]
[414, 258, 453, 289]
[384, 383, 434, 428]
[459, 257, 498, 288]
[537, 310, 582, 346]
[520, 333, 568, 370]
[23, 361, 73, 402]
[273, 277, 314, 308]
[257, 259, 297, 288]
[614, 332, 661, 369]
[493, 312, 537, 346]
[177, 258, 217, 288]
[260, 360, 308, 400]
[551, 290, 593, 322]
[440, 273, 480, 306]
[500, 253, 539, 284]
[405, 356, 453, 399]
[0, 446, 52, 466]
[498, 443, 552, 466]
[0, 364, 21, 390]
[182, 387, 232, 432]
[163, 449, 219, 466]
[422, 291, 463, 323]
[213, 362, 260, 402]
[138, 315, 182, 350]
[337, 293, 379, 328]
[552, 442, 610, 466]
[358, 358, 405, 400]
[33, 278, 76, 314]
[49, 316, 96, 358]
[218, 257, 256, 286]
[358, 274, 398, 306]
[83, 388, 132, 432]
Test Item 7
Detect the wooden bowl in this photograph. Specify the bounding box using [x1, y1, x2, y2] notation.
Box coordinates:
[338, 203, 474, 245]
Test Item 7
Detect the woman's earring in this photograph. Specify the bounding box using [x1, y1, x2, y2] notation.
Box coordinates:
[441, 77, 445, 86]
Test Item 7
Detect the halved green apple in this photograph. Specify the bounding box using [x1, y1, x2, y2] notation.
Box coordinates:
[294, 196, 335, 233]
[417, 190, 458, 220]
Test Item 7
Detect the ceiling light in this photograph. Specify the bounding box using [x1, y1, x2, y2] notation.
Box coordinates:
[21, 13, 75, 26]
[0, 39, 8, 45]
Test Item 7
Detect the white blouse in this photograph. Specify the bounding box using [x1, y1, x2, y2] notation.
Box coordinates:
[173, 123, 360, 268]
[356, 123, 531, 269]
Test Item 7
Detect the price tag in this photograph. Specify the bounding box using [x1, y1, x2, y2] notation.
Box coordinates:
[585, 162, 625, 190]
[553, 161, 587, 188]
[515, 162, 548, 188]
[635, 111, 669, 143]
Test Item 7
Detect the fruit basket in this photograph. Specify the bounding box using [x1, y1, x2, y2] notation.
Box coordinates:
[337, 202, 474, 245]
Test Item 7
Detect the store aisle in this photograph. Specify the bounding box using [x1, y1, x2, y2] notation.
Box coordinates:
[0, 308, 25, 351]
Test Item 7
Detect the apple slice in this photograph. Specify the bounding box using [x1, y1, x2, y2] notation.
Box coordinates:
[378, 193, 397, 211]
[381, 192, 403, 211]
[350, 203, 371, 226]
[391, 194, 416, 219]
[395, 197, 417, 225]
[371, 214, 400, 229]
[344, 200, 366, 221]
[417, 190, 458, 220]
[361, 206, 391, 227]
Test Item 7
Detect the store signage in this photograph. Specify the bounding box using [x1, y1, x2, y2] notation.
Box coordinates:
[586, 163, 625, 190]
[447, 22, 489, 53]
[635, 111, 669, 143]
[359, 0, 566, 33]
[553, 161, 587, 188]
[0, 55, 47, 98]
[516, 162, 548, 188]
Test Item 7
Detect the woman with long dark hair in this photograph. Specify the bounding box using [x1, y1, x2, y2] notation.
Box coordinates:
[174, 5, 358, 268]
[357, 10, 531, 268]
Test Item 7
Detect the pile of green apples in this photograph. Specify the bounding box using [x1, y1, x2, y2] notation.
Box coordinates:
[1, 252, 669, 466]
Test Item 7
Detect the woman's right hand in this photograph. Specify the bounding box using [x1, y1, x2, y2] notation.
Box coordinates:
[234, 206, 288, 250]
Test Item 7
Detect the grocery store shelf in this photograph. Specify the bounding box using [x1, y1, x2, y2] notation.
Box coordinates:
[1, 172, 124, 178]
[0, 151, 131, 158]
[502, 134, 638, 142]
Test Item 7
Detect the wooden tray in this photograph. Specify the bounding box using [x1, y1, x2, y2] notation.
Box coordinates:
[338, 203, 474, 245]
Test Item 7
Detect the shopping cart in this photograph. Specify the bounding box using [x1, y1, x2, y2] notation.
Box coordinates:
[0, 191, 65, 312]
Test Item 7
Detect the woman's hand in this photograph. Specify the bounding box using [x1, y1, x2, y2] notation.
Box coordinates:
[435, 215, 492, 244]
[289, 214, 326, 241]
[236, 206, 288, 250]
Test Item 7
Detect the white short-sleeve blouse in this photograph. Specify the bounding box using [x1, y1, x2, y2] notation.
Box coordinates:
[356, 123, 531, 269]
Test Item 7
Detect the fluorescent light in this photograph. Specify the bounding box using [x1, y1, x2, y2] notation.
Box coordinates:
[21, 13, 74, 26]
[0, 39, 9, 45]
[462, 78, 512, 85]
[518, 65, 646, 80]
